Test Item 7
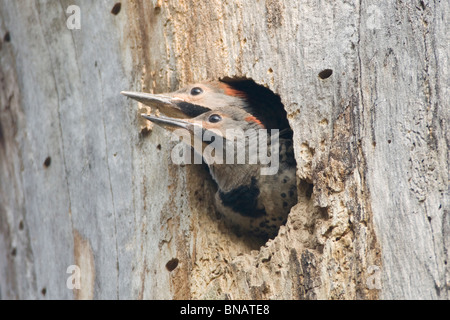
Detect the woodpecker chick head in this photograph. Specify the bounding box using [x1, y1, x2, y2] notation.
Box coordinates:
[142, 107, 266, 165]
[142, 106, 265, 138]
[122, 81, 248, 119]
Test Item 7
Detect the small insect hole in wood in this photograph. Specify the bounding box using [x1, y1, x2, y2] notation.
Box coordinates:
[44, 156, 52, 168]
[3, 31, 11, 42]
[111, 2, 122, 15]
[318, 69, 333, 79]
[165, 258, 179, 272]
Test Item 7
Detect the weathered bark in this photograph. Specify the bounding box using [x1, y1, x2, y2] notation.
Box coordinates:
[0, 0, 448, 299]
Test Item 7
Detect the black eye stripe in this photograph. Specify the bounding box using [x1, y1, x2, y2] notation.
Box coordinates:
[176, 102, 210, 117]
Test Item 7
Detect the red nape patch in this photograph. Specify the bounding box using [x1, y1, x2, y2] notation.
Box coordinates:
[244, 116, 265, 128]
[219, 83, 247, 98]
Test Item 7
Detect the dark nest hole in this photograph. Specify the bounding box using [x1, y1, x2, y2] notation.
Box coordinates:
[219, 77, 291, 135]
[143, 77, 313, 247]
[216, 77, 308, 244]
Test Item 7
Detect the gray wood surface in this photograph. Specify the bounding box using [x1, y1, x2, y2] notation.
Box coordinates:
[0, 0, 448, 299]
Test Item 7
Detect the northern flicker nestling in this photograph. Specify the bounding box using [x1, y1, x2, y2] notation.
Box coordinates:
[122, 81, 297, 240]
[121, 80, 291, 132]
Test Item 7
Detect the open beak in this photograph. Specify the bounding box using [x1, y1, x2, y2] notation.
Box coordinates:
[121, 91, 211, 118]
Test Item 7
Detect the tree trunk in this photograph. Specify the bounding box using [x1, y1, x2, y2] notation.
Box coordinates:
[0, 0, 448, 300]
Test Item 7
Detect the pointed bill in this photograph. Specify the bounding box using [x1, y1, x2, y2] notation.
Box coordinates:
[122, 91, 211, 118]
[140, 114, 196, 131]
[121, 91, 176, 106]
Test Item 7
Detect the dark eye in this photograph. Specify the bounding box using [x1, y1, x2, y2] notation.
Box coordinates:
[190, 87, 203, 95]
[208, 114, 222, 123]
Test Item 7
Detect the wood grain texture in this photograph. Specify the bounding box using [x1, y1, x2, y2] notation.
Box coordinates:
[0, 0, 448, 299]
